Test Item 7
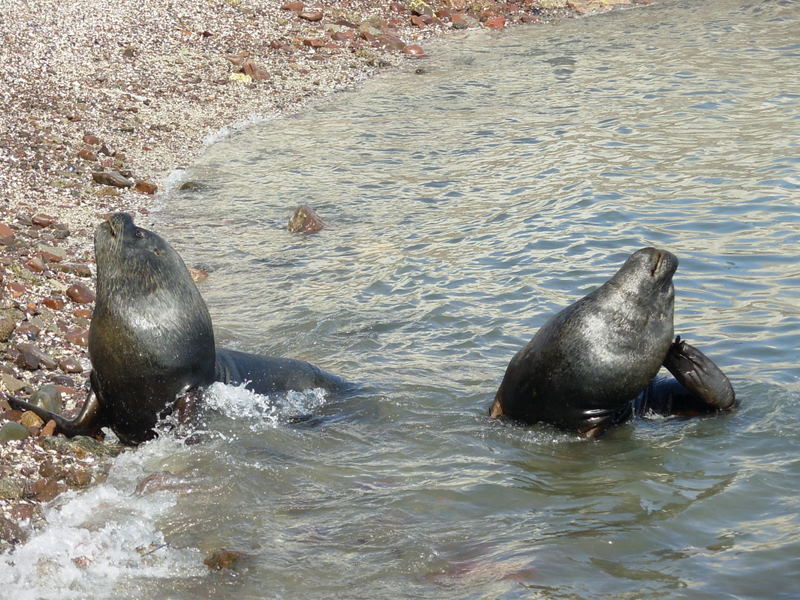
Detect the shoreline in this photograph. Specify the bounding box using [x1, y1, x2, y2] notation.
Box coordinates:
[0, 0, 650, 551]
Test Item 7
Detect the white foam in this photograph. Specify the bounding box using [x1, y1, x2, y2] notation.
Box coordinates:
[204, 382, 328, 432]
[0, 436, 205, 599]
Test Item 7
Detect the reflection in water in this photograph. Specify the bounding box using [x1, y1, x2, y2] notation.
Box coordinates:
[3, 0, 799, 598]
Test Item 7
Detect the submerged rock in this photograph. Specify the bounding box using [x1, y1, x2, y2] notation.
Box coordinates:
[204, 548, 251, 570]
[288, 204, 326, 233]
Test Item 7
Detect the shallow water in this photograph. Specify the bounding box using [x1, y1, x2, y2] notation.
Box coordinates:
[3, 0, 799, 597]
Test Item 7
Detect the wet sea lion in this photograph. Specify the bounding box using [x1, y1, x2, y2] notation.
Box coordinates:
[490, 248, 735, 437]
[10, 213, 345, 444]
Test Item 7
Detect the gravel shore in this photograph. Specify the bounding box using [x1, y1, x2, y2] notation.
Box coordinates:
[0, 0, 645, 550]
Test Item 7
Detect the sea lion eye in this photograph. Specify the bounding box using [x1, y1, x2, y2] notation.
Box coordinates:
[134, 229, 145, 239]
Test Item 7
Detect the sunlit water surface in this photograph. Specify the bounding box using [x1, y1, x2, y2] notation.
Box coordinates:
[2, 0, 798, 597]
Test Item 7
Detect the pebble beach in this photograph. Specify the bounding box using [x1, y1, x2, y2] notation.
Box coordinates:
[0, 0, 647, 552]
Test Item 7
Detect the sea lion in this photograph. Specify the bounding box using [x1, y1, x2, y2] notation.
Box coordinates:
[490, 248, 735, 437]
[10, 213, 345, 444]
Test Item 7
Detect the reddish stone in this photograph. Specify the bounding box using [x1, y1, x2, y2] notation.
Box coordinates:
[520, 14, 539, 23]
[269, 40, 292, 51]
[40, 420, 57, 437]
[410, 15, 427, 28]
[42, 297, 65, 310]
[66, 283, 95, 304]
[7, 281, 26, 297]
[0, 223, 15, 239]
[379, 33, 406, 51]
[134, 180, 158, 194]
[58, 356, 83, 373]
[77, 148, 97, 161]
[437, 8, 453, 19]
[31, 214, 56, 227]
[242, 58, 269, 81]
[402, 44, 427, 57]
[64, 328, 89, 347]
[330, 30, 355, 41]
[451, 12, 468, 27]
[72, 308, 92, 319]
[288, 205, 326, 233]
[280, 1, 304, 11]
[389, 1, 407, 12]
[38, 249, 64, 263]
[332, 18, 358, 28]
[24, 257, 46, 273]
[31, 478, 65, 502]
[485, 15, 506, 29]
[204, 549, 250, 570]
[298, 10, 323, 21]
[303, 38, 327, 48]
[82, 134, 101, 145]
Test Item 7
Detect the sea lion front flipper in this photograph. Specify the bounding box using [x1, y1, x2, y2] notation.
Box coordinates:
[7, 387, 105, 439]
[662, 336, 737, 413]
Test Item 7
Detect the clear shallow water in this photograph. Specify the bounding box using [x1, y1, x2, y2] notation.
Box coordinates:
[3, 0, 799, 597]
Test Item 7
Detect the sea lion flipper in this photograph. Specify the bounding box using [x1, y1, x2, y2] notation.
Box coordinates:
[662, 336, 737, 412]
[7, 390, 105, 438]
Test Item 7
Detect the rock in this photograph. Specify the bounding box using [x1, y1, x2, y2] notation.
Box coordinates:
[42, 297, 65, 310]
[379, 33, 406, 51]
[178, 181, 208, 192]
[133, 180, 158, 194]
[41, 420, 57, 437]
[485, 15, 506, 29]
[15, 343, 58, 370]
[57, 262, 92, 277]
[0, 223, 16, 240]
[188, 267, 209, 284]
[20, 410, 44, 428]
[242, 58, 269, 81]
[82, 134, 101, 145]
[7, 282, 26, 298]
[409, 0, 434, 17]
[402, 44, 427, 57]
[204, 549, 251, 570]
[0, 422, 30, 444]
[0, 515, 28, 545]
[64, 328, 89, 347]
[66, 468, 92, 488]
[39, 244, 67, 262]
[24, 257, 45, 273]
[66, 283, 95, 304]
[77, 148, 97, 161]
[41, 435, 124, 458]
[330, 30, 355, 41]
[0, 316, 16, 341]
[30, 384, 62, 412]
[1, 374, 30, 394]
[92, 170, 134, 188]
[32, 214, 56, 227]
[288, 205, 327, 233]
[58, 356, 83, 374]
[31, 477, 65, 502]
[299, 10, 323, 22]
[72, 308, 92, 319]
[410, 14, 427, 27]
[280, 1, 304, 10]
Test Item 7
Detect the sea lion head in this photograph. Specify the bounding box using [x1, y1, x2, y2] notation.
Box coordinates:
[607, 247, 678, 305]
[94, 212, 195, 299]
